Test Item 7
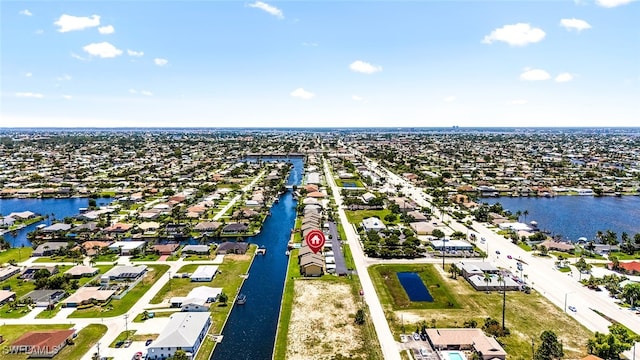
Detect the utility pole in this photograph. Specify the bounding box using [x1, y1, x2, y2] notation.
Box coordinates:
[124, 314, 129, 338]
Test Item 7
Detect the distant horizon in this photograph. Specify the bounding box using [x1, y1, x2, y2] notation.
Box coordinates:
[1, 125, 640, 130]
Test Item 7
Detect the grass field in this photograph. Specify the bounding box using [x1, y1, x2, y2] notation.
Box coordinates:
[371, 264, 592, 359]
[56, 324, 107, 359]
[68, 264, 169, 318]
[109, 330, 136, 347]
[0, 247, 33, 264]
[369, 264, 460, 310]
[345, 209, 392, 226]
[273, 249, 298, 360]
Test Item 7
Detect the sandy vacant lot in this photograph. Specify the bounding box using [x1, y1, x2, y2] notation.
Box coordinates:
[286, 280, 364, 360]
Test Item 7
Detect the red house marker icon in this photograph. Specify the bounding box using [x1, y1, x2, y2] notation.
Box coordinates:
[305, 229, 326, 254]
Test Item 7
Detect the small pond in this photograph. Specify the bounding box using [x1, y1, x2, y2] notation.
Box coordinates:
[397, 272, 433, 302]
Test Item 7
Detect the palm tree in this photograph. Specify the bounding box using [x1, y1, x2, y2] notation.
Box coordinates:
[483, 273, 492, 293]
[498, 272, 507, 330]
[523, 210, 529, 224]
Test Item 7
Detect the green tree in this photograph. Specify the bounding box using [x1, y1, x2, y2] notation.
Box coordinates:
[171, 350, 190, 360]
[621, 283, 640, 308]
[218, 292, 228, 305]
[534, 330, 564, 360]
[587, 324, 636, 359]
[432, 229, 445, 239]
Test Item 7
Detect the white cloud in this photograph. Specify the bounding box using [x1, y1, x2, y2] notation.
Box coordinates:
[349, 60, 383, 74]
[16, 92, 44, 98]
[555, 73, 574, 82]
[482, 23, 546, 46]
[520, 68, 551, 81]
[19, 9, 32, 16]
[71, 52, 87, 61]
[82, 42, 122, 58]
[290, 88, 315, 100]
[249, 1, 284, 19]
[25, 72, 32, 77]
[154, 58, 168, 66]
[510, 99, 527, 105]
[596, 0, 635, 7]
[560, 18, 591, 32]
[62, 95, 72, 100]
[57, 74, 72, 81]
[54, 14, 100, 33]
[140, 90, 153, 96]
[352, 95, 365, 102]
[127, 49, 144, 57]
[443, 96, 456, 102]
[98, 25, 115, 34]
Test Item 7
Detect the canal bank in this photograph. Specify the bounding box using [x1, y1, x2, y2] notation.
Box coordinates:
[210, 157, 302, 360]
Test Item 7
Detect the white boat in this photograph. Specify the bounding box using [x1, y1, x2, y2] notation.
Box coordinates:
[236, 294, 247, 305]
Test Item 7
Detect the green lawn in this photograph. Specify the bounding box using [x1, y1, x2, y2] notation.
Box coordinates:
[68, 264, 169, 318]
[608, 251, 640, 260]
[130, 253, 160, 262]
[56, 324, 107, 360]
[273, 249, 298, 360]
[371, 264, 592, 359]
[183, 254, 216, 261]
[34, 256, 82, 263]
[369, 264, 460, 310]
[518, 242, 532, 251]
[93, 253, 119, 262]
[0, 247, 33, 264]
[194, 324, 217, 360]
[0, 324, 73, 360]
[345, 209, 392, 226]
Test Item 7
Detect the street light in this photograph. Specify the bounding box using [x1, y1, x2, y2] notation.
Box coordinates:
[564, 292, 574, 313]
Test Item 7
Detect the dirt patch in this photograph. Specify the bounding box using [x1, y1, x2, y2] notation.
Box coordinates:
[286, 281, 364, 360]
[225, 253, 250, 262]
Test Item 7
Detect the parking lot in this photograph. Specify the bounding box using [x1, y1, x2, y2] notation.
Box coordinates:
[398, 333, 439, 360]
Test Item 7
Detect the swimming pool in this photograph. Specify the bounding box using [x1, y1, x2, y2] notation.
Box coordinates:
[441, 351, 467, 360]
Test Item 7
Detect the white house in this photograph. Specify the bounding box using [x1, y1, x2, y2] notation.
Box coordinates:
[147, 312, 212, 360]
[108, 241, 146, 255]
[361, 217, 386, 232]
[190, 265, 219, 282]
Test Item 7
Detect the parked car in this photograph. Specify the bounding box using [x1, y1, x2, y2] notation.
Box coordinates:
[495, 250, 501, 255]
[413, 333, 420, 341]
[145, 339, 153, 346]
[133, 352, 143, 360]
[420, 348, 429, 356]
[568, 306, 577, 312]
[507, 255, 512, 259]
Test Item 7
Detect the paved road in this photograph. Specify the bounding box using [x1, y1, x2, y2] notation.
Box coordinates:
[327, 221, 348, 276]
[324, 159, 402, 360]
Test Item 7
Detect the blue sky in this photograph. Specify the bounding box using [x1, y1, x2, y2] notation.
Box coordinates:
[1, 0, 638, 128]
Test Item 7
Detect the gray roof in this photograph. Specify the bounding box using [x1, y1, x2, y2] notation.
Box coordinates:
[42, 223, 72, 232]
[182, 245, 210, 253]
[34, 242, 68, 254]
[102, 265, 147, 279]
[151, 312, 211, 348]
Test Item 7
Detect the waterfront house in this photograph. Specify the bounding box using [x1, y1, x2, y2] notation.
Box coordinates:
[190, 265, 218, 282]
[540, 239, 575, 253]
[194, 221, 221, 232]
[151, 243, 180, 256]
[21, 289, 66, 307]
[170, 286, 222, 311]
[7, 211, 36, 220]
[9, 329, 75, 357]
[41, 223, 72, 233]
[0, 290, 16, 305]
[182, 245, 210, 254]
[216, 242, 249, 255]
[147, 312, 212, 360]
[0, 265, 21, 281]
[222, 222, 248, 234]
[33, 241, 68, 256]
[61, 286, 115, 307]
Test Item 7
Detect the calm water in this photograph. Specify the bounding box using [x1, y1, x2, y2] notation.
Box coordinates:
[483, 196, 640, 241]
[0, 197, 113, 247]
[397, 272, 434, 302]
[211, 157, 302, 360]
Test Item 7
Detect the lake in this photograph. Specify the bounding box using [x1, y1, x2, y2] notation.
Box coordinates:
[482, 196, 640, 241]
[397, 272, 433, 302]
